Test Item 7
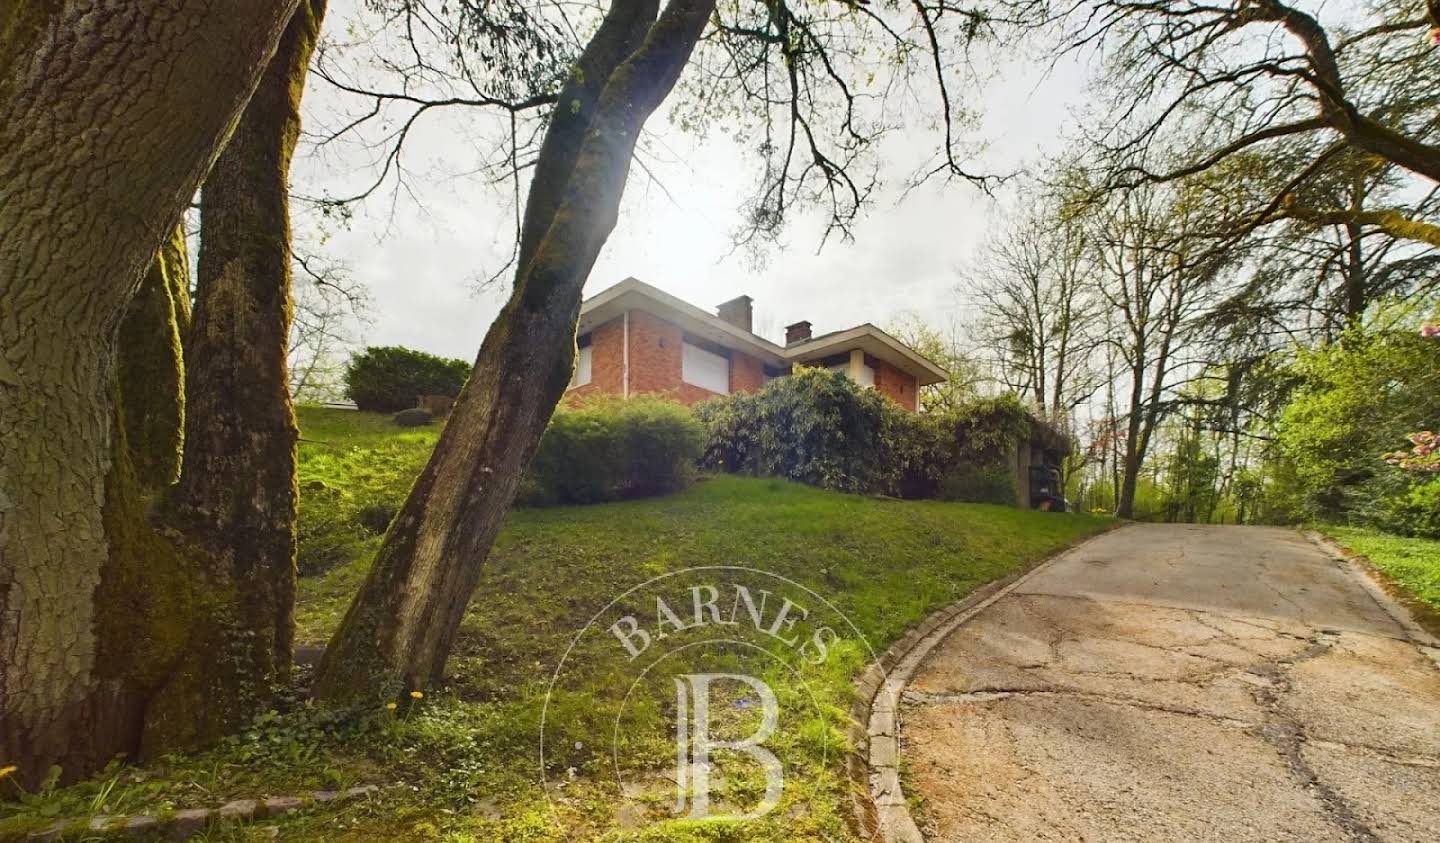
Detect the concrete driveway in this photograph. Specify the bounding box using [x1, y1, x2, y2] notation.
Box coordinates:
[900, 524, 1440, 842]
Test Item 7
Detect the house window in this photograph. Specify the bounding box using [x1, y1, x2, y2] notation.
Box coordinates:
[570, 336, 593, 388]
[682, 341, 730, 394]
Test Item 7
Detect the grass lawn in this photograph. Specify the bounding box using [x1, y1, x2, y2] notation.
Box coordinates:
[1318, 526, 1440, 618]
[1, 407, 1109, 841]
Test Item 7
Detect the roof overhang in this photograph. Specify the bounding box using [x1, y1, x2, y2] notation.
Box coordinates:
[786, 324, 949, 386]
[577, 278, 949, 384]
[578, 277, 789, 366]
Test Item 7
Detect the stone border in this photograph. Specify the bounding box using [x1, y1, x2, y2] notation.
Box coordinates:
[1304, 530, 1440, 651]
[846, 526, 1119, 842]
[24, 785, 382, 841]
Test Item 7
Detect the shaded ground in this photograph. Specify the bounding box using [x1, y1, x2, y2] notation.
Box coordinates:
[902, 524, 1440, 843]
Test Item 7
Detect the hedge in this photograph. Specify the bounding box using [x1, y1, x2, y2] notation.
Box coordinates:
[344, 345, 472, 412]
[517, 396, 706, 506]
[697, 368, 1053, 500]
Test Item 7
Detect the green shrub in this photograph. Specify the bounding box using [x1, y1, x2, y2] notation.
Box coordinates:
[1359, 474, 1440, 539]
[1276, 316, 1440, 536]
[697, 369, 1041, 499]
[698, 368, 910, 494]
[344, 346, 471, 412]
[517, 396, 706, 506]
[939, 461, 1017, 505]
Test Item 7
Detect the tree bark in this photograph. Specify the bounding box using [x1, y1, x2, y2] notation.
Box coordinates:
[1116, 353, 1147, 519]
[0, 0, 299, 786]
[150, 0, 325, 751]
[117, 225, 192, 489]
[315, 0, 717, 703]
[1253, 0, 1440, 184]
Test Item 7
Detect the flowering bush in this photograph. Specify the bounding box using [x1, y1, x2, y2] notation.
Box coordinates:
[1384, 431, 1440, 473]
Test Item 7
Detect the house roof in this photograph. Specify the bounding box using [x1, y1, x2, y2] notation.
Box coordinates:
[787, 323, 949, 386]
[577, 278, 949, 385]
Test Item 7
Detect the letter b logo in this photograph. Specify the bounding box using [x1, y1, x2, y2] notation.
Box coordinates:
[673, 673, 783, 820]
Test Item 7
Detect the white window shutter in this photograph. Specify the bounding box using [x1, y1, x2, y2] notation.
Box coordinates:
[682, 342, 730, 394]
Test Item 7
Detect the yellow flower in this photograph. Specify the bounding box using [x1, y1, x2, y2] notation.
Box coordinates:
[385, 702, 397, 711]
[409, 690, 424, 700]
[0, 766, 16, 781]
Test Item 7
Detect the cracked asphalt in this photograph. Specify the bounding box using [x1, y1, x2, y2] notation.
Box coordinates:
[900, 524, 1440, 842]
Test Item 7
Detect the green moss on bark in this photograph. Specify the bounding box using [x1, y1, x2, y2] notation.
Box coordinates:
[96, 400, 203, 690]
[116, 225, 188, 489]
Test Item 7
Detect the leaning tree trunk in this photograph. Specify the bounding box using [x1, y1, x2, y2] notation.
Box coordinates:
[315, 0, 717, 703]
[148, 0, 325, 754]
[0, 0, 300, 786]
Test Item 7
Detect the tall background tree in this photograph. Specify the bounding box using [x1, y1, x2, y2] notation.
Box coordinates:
[966, 184, 1102, 426]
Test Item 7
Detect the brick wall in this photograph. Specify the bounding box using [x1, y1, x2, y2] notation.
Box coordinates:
[730, 350, 765, 395]
[626, 309, 684, 398]
[562, 315, 624, 406]
[629, 309, 771, 405]
[565, 307, 860, 408]
[872, 356, 919, 412]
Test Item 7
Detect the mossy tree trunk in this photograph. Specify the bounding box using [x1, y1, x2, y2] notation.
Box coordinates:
[314, 0, 717, 702]
[153, 0, 325, 752]
[117, 226, 192, 490]
[0, 0, 301, 787]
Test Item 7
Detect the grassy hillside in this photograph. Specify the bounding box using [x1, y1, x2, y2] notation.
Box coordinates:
[1, 407, 1109, 842]
[1319, 526, 1440, 619]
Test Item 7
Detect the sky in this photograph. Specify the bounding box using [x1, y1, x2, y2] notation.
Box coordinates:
[291, 2, 1096, 362]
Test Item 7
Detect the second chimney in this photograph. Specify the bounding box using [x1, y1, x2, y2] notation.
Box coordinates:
[716, 295, 753, 333]
[785, 320, 812, 345]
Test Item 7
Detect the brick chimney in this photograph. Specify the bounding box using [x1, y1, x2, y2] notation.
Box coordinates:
[716, 295, 753, 333]
[785, 320, 812, 345]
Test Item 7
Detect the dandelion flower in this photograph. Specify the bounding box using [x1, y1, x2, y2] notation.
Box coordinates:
[409, 690, 424, 700]
[385, 702, 397, 711]
[0, 766, 15, 781]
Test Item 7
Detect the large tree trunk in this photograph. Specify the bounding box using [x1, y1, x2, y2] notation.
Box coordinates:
[315, 0, 716, 703]
[151, 0, 325, 753]
[0, 0, 300, 786]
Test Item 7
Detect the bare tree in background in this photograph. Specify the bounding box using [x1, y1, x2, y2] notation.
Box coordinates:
[290, 250, 372, 402]
[888, 311, 989, 412]
[966, 186, 1103, 425]
[1084, 184, 1240, 518]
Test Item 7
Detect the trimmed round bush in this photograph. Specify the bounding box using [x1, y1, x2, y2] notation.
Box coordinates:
[517, 396, 705, 506]
[344, 345, 471, 412]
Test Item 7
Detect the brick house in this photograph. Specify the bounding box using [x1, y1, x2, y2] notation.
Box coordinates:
[565, 277, 947, 412]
